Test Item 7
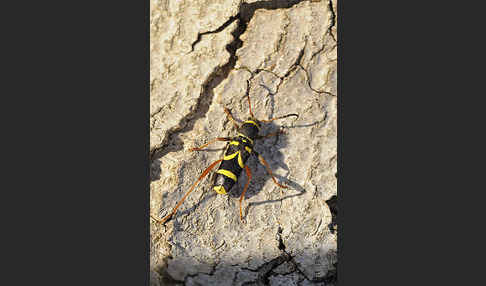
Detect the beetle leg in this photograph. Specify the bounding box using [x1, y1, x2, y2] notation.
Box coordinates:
[190, 137, 231, 151]
[239, 165, 252, 223]
[153, 159, 223, 225]
[253, 151, 288, 189]
[246, 89, 256, 119]
[224, 107, 240, 129]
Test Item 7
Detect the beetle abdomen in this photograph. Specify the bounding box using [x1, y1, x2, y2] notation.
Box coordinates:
[213, 138, 251, 194]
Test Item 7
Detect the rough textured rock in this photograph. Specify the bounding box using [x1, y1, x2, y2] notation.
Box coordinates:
[150, 0, 337, 285]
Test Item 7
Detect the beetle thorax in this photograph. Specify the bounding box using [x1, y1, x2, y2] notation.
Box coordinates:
[238, 120, 260, 142]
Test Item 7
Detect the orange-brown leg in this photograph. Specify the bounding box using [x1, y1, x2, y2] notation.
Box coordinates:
[224, 107, 240, 129]
[190, 137, 231, 151]
[154, 159, 223, 225]
[246, 91, 255, 119]
[239, 165, 252, 222]
[254, 151, 288, 189]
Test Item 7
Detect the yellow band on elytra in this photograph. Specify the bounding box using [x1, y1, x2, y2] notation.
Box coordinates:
[216, 169, 237, 182]
[223, 151, 239, 161]
[229, 141, 239, 146]
[245, 146, 252, 153]
[213, 185, 227, 194]
[237, 152, 244, 168]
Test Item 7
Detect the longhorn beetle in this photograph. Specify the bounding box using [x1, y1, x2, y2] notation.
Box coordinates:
[151, 92, 298, 224]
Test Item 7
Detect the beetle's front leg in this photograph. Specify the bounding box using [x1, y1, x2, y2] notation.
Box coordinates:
[190, 137, 231, 151]
[224, 107, 240, 129]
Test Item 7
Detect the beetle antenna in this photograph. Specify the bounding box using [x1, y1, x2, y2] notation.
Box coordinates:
[260, 113, 299, 123]
[247, 90, 255, 119]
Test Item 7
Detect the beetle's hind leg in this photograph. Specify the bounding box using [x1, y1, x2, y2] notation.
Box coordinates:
[239, 165, 252, 223]
[153, 159, 223, 225]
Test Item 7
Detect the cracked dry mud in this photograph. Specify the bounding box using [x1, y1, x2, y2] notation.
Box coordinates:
[150, 0, 337, 285]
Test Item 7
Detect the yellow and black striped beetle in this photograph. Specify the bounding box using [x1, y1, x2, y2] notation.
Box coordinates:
[151, 93, 298, 224]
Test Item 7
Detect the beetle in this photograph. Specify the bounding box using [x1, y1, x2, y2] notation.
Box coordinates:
[151, 92, 298, 224]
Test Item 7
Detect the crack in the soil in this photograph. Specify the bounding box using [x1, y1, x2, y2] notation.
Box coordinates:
[182, 261, 220, 284]
[276, 226, 286, 252]
[241, 224, 337, 285]
[277, 227, 337, 285]
[231, 270, 239, 286]
[327, 0, 336, 42]
[239, 227, 292, 285]
[288, 258, 335, 285]
[289, 257, 337, 285]
[239, 0, 307, 24]
[249, 42, 306, 98]
[297, 64, 336, 96]
[150, 107, 164, 133]
[309, 41, 336, 65]
[284, 41, 306, 79]
[190, 15, 240, 52]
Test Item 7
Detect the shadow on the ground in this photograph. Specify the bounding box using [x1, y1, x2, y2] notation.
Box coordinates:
[325, 195, 338, 234]
[151, 246, 337, 286]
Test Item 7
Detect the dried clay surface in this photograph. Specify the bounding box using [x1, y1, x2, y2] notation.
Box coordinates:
[150, 0, 337, 285]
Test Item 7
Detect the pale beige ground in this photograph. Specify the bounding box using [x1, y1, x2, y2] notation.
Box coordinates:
[150, 0, 337, 285]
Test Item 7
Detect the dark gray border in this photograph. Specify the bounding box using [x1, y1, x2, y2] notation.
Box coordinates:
[337, 0, 343, 284]
[2, 0, 149, 285]
[341, 0, 484, 285]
